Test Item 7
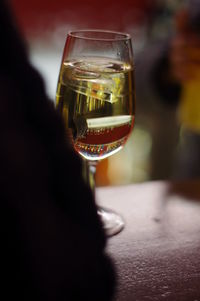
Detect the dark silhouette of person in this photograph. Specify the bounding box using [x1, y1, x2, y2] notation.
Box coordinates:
[0, 1, 115, 300]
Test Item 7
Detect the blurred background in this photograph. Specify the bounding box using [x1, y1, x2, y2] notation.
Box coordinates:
[10, 0, 200, 186]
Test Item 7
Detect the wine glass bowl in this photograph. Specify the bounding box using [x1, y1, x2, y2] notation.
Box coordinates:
[56, 30, 135, 236]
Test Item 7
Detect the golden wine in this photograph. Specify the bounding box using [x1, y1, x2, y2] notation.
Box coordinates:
[56, 58, 135, 160]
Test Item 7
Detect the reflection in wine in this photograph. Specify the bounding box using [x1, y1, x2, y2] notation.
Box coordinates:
[56, 58, 135, 160]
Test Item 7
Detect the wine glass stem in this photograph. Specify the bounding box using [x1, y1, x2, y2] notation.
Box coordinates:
[84, 160, 98, 197]
[83, 159, 125, 236]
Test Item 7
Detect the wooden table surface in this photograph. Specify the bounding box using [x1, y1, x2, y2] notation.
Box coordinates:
[97, 180, 200, 301]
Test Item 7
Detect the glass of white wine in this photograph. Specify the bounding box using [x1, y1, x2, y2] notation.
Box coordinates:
[56, 30, 136, 236]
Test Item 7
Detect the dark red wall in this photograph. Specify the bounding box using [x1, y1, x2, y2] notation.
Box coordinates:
[10, 0, 155, 34]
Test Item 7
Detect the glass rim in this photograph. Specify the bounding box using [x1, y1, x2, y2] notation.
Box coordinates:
[68, 29, 131, 41]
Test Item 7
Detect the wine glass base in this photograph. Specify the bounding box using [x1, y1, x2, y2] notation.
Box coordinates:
[98, 207, 125, 236]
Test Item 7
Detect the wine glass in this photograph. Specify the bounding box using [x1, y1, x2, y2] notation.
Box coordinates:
[56, 30, 136, 236]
